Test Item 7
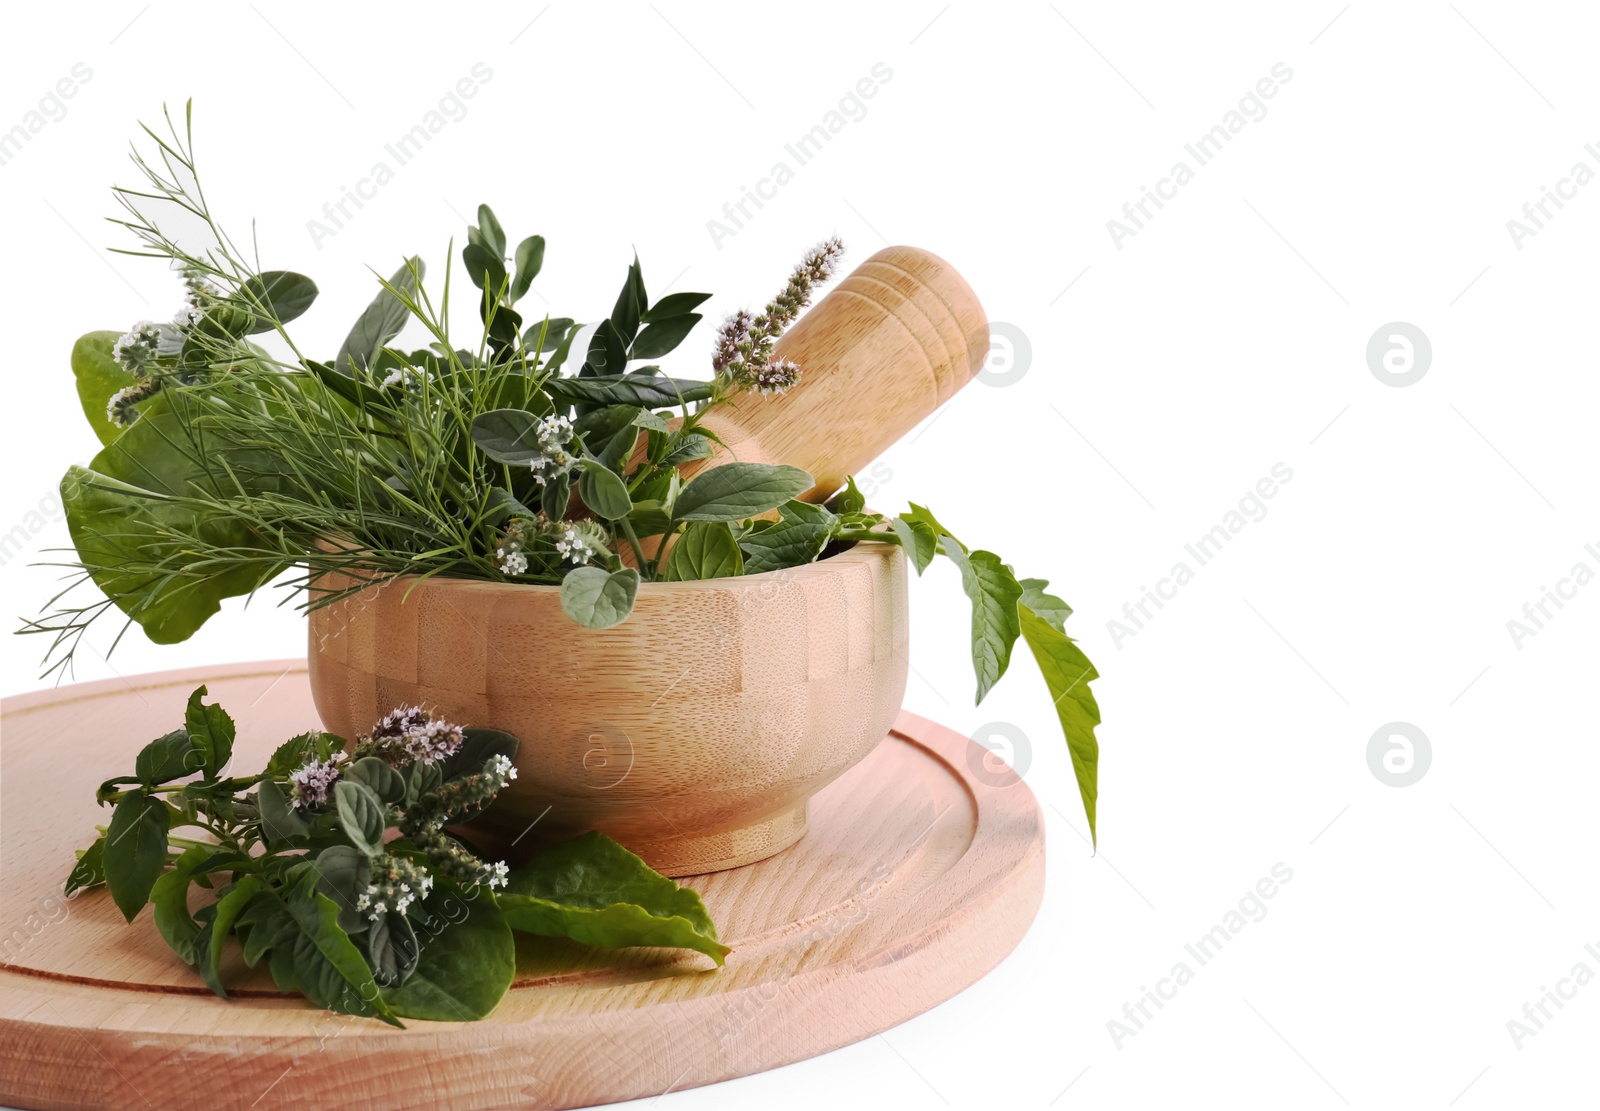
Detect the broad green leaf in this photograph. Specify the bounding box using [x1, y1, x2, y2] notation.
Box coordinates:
[239, 270, 318, 332]
[500, 832, 728, 965]
[664, 521, 745, 581]
[511, 236, 546, 302]
[64, 835, 106, 896]
[366, 908, 419, 989]
[889, 515, 938, 575]
[1018, 578, 1072, 636]
[826, 475, 866, 515]
[198, 875, 261, 998]
[71, 330, 136, 446]
[484, 486, 536, 526]
[574, 405, 643, 471]
[629, 313, 701, 360]
[333, 258, 424, 375]
[248, 869, 400, 1026]
[943, 547, 1023, 704]
[151, 845, 208, 965]
[476, 204, 507, 258]
[578, 458, 633, 520]
[265, 731, 327, 779]
[660, 433, 714, 467]
[738, 500, 837, 575]
[903, 502, 966, 553]
[523, 315, 572, 352]
[1018, 605, 1102, 844]
[470, 408, 544, 466]
[544, 373, 714, 408]
[335, 780, 387, 857]
[134, 728, 202, 785]
[584, 319, 629, 375]
[674, 463, 813, 522]
[560, 566, 640, 629]
[462, 242, 507, 294]
[104, 789, 169, 922]
[380, 879, 513, 1020]
[345, 756, 405, 806]
[184, 685, 236, 776]
[258, 777, 310, 843]
[640, 291, 711, 322]
[311, 845, 371, 934]
[632, 409, 670, 433]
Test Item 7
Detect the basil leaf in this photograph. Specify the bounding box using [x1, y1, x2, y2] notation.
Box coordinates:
[335, 780, 387, 857]
[367, 908, 420, 988]
[511, 236, 545, 302]
[943, 547, 1023, 704]
[499, 832, 728, 966]
[674, 463, 813, 522]
[1018, 578, 1072, 636]
[313, 845, 373, 934]
[71, 330, 136, 446]
[134, 728, 202, 785]
[258, 777, 310, 843]
[1018, 604, 1102, 844]
[333, 257, 424, 374]
[889, 515, 938, 575]
[737, 499, 836, 575]
[64, 835, 107, 896]
[544, 373, 714, 408]
[578, 458, 633, 520]
[629, 313, 701, 360]
[104, 789, 169, 922]
[197, 875, 261, 998]
[151, 845, 209, 965]
[560, 566, 640, 629]
[239, 270, 318, 332]
[663, 521, 744, 581]
[902, 502, 966, 553]
[184, 684, 236, 776]
[381, 879, 514, 1020]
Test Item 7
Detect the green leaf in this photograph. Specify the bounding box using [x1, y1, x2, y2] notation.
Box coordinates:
[674, 463, 813, 522]
[438, 728, 519, 790]
[903, 502, 966, 553]
[632, 409, 670, 433]
[578, 458, 632, 520]
[483, 486, 536, 527]
[610, 255, 646, 343]
[333, 258, 424, 375]
[184, 684, 236, 776]
[510, 236, 546, 302]
[560, 566, 639, 629]
[462, 242, 507, 294]
[405, 760, 444, 809]
[382, 879, 514, 1020]
[239, 270, 319, 332]
[134, 728, 202, 785]
[574, 405, 644, 470]
[335, 780, 387, 857]
[827, 475, 866, 515]
[499, 832, 728, 965]
[640, 291, 711, 322]
[311, 845, 371, 934]
[64, 835, 107, 896]
[198, 875, 261, 998]
[738, 500, 837, 575]
[265, 731, 326, 779]
[659, 433, 715, 467]
[1018, 605, 1101, 844]
[258, 777, 310, 843]
[943, 547, 1023, 704]
[629, 313, 702, 360]
[663, 521, 745, 581]
[366, 908, 419, 988]
[151, 845, 209, 965]
[889, 515, 938, 575]
[476, 204, 507, 258]
[544, 373, 714, 408]
[541, 471, 572, 520]
[104, 789, 169, 922]
[247, 869, 400, 1026]
[71, 331, 136, 446]
[1018, 578, 1072, 636]
[345, 756, 406, 806]
[470, 408, 544, 466]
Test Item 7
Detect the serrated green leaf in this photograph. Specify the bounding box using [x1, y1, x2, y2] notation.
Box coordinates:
[1018, 578, 1072, 636]
[134, 728, 202, 785]
[903, 502, 966, 553]
[499, 832, 728, 965]
[335, 780, 387, 857]
[560, 566, 639, 629]
[943, 547, 1023, 704]
[674, 463, 813, 522]
[104, 789, 168, 922]
[254, 869, 400, 1026]
[738, 500, 836, 575]
[660, 433, 714, 467]
[184, 684, 235, 776]
[889, 515, 938, 575]
[1018, 604, 1101, 844]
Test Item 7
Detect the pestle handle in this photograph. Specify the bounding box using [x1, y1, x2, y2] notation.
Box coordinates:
[690, 245, 989, 500]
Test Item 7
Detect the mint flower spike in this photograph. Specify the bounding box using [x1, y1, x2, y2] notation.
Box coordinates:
[112, 320, 162, 374]
[288, 757, 342, 810]
[359, 705, 467, 767]
[714, 237, 844, 395]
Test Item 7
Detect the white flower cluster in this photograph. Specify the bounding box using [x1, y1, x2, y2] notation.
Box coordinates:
[554, 527, 595, 566]
[112, 321, 162, 374]
[357, 872, 435, 921]
[486, 753, 518, 784]
[480, 860, 511, 890]
[528, 414, 577, 486]
[288, 757, 342, 810]
[751, 358, 801, 395]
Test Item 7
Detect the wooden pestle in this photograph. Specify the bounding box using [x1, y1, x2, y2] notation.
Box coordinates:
[683, 244, 990, 500]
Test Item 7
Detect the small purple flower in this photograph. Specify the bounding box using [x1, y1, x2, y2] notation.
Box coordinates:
[368, 705, 466, 766]
[288, 758, 341, 810]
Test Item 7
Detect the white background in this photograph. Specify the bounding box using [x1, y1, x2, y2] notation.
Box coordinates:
[2, 2, 1597, 1108]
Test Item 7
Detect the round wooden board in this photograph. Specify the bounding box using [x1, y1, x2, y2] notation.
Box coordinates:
[0, 662, 1044, 1111]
